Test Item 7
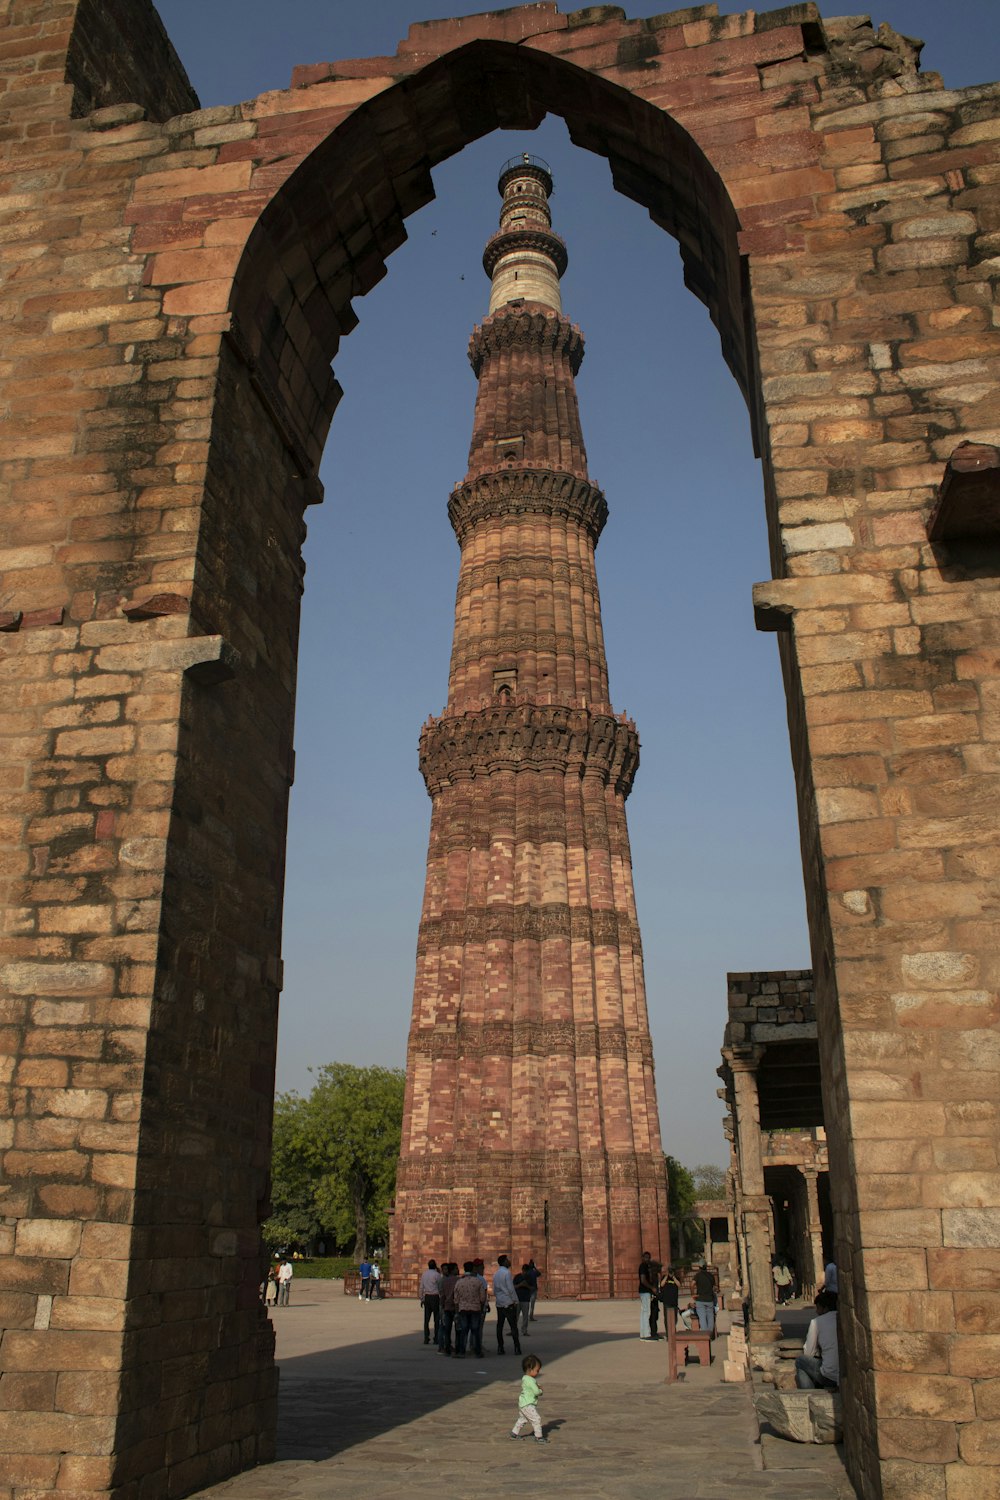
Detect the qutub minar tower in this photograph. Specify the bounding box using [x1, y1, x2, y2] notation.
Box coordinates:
[393, 156, 669, 1293]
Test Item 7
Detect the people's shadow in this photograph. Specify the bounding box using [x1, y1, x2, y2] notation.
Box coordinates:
[274, 1308, 632, 1462]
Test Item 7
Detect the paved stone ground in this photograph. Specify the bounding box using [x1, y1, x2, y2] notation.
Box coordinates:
[194, 1283, 857, 1500]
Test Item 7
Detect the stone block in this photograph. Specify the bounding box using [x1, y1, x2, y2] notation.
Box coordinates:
[879, 1417, 958, 1463]
[14, 1220, 83, 1259]
[754, 1388, 842, 1443]
[876, 1372, 976, 1422]
[0, 1330, 124, 1373]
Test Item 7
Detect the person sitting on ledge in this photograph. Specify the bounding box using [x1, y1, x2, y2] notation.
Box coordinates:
[795, 1290, 839, 1390]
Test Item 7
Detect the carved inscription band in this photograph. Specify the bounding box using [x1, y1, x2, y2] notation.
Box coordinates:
[397, 1150, 664, 1190]
[406, 1020, 654, 1062]
[417, 901, 642, 951]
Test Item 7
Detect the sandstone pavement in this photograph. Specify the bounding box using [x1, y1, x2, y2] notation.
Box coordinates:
[192, 1283, 856, 1500]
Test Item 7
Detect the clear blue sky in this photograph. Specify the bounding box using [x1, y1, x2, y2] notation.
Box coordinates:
[154, 1, 999, 1167]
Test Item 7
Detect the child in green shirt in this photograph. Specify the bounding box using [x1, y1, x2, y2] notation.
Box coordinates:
[510, 1354, 547, 1442]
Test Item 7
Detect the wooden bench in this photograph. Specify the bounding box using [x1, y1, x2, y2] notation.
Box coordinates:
[664, 1310, 713, 1381]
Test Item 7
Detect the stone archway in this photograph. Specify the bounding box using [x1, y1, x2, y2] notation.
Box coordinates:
[2, 4, 1000, 1497]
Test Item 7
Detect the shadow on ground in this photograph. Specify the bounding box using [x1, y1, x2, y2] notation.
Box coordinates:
[275, 1310, 633, 1461]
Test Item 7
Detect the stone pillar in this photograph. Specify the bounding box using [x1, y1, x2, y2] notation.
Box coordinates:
[801, 1167, 823, 1298]
[729, 1050, 780, 1341]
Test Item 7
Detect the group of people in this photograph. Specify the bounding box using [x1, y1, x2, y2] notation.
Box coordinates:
[417, 1257, 541, 1358]
[357, 1258, 383, 1299]
[260, 1259, 294, 1306]
[417, 1255, 549, 1439]
[638, 1251, 718, 1340]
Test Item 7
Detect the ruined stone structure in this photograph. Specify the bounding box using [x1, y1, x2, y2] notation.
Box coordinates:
[2, 2, 1000, 1497]
[721, 970, 832, 1334]
[392, 157, 668, 1291]
[690, 1193, 739, 1296]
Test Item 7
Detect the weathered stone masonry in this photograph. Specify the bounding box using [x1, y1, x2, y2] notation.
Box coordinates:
[2, 3, 1000, 1498]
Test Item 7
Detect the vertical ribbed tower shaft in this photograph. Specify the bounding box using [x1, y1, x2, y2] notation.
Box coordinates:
[393, 156, 669, 1292]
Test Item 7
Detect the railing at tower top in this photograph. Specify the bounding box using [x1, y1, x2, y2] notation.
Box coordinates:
[498, 153, 552, 178]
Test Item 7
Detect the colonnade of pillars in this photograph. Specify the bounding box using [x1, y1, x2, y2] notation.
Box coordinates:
[727, 1049, 829, 1337]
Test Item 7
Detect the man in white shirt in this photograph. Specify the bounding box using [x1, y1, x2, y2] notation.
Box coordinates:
[796, 1290, 839, 1389]
[277, 1259, 293, 1306]
[419, 1259, 442, 1345]
[493, 1255, 521, 1356]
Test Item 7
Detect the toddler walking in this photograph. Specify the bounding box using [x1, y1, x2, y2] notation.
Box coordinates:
[510, 1354, 547, 1442]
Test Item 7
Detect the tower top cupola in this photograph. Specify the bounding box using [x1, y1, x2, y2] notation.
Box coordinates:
[483, 153, 568, 315]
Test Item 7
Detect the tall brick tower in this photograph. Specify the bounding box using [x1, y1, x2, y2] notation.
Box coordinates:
[394, 155, 668, 1294]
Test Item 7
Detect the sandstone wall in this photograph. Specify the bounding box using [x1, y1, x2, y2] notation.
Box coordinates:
[1, 3, 999, 1496]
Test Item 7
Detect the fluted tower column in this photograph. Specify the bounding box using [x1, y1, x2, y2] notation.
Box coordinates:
[393, 156, 669, 1293]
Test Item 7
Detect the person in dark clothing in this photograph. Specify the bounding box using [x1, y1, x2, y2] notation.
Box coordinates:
[646, 1258, 663, 1339]
[657, 1265, 681, 1335]
[692, 1263, 717, 1334]
[438, 1263, 458, 1354]
[638, 1251, 657, 1340]
[514, 1263, 533, 1336]
[526, 1259, 541, 1321]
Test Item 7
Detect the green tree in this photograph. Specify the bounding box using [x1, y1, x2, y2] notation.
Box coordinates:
[262, 1090, 324, 1251]
[306, 1063, 405, 1257]
[262, 1064, 406, 1258]
[666, 1156, 705, 1258]
[666, 1155, 697, 1225]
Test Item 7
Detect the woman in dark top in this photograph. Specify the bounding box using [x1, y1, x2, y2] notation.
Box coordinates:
[514, 1264, 533, 1336]
[657, 1266, 680, 1336]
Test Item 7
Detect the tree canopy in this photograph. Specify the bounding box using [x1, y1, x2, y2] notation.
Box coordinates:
[691, 1162, 728, 1200]
[666, 1155, 697, 1225]
[263, 1063, 405, 1259]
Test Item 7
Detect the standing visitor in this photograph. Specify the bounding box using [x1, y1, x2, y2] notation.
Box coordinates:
[638, 1251, 656, 1339]
[821, 1260, 838, 1295]
[509, 1355, 547, 1442]
[526, 1259, 541, 1321]
[474, 1257, 489, 1350]
[692, 1262, 717, 1333]
[277, 1258, 293, 1306]
[514, 1263, 533, 1336]
[657, 1265, 680, 1335]
[438, 1262, 458, 1355]
[647, 1256, 663, 1339]
[493, 1255, 521, 1355]
[359, 1257, 371, 1301]
[419, 1259, 441, 1344]
[772, 1258, 793, 1305]
[453, 1261, 486, 1358]
[370, 1260, 381, 1300]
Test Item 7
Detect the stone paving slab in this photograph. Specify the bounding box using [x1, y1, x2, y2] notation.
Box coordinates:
[193, 1283, 856, 1500]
